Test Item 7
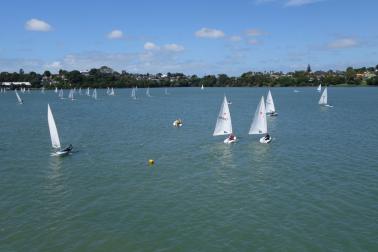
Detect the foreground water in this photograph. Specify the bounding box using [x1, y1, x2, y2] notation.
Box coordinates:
[0, 87, 377, 251]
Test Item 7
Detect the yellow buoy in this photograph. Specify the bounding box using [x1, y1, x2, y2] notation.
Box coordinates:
[148, 159, 155, 165]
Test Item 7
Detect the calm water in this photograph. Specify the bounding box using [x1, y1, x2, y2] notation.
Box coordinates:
[1, 87, 377, 251]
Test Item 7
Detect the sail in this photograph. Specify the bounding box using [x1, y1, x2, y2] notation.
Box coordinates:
[110, 88, 115, 96]
[55, 87, 58, 93]
[79, 88, 82, 95]
[15, 91, 22, 104]
[92, 89, 97, 99]
[265, 90, 276, 113]
[47, 104, 61, 149]
[249, 96, 268, 135]
[213, 96, 233, 136]
[146, 87, 151, 97]
[317, 84, 322, 92]
[165, 88, 169, 95]
[106, 87, 110, 95]
[201, 85, 204, 90]
[86, 87, 90, 96]
[68, 89, 74, 100]
[59, 89, 63, 98]
[319, 87, 327, 105]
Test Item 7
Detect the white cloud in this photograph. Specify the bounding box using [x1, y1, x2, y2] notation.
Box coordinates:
[144, 42, 159, 50]
[45, 61, 62, 69]
[25, 18, 52, 32]
[229, 36, 242, 42]
[163, 43, 185, 52]
[327, 38, 358, 49]
[245, 29, 266, 36]
[195, 28, 225, 38]
[107, 30, 123, 39]
[285, 0, 322, 7]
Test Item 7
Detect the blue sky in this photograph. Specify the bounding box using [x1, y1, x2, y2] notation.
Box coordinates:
[0, 0, 377, 75]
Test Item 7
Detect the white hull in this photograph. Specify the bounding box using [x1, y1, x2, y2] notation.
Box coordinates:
[224, 137, 237, 144]
[51, 150, 70, 156]
[173, 121, 183, 127]
[267, 112, 278, 117]
[259, 136, 272, 144]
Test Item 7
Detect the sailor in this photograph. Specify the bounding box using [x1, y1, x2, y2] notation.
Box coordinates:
[265, 134, 270, 140]
[62, 144, 73, 153]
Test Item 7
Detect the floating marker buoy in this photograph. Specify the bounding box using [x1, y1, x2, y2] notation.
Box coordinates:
[148, 159, 155, 165]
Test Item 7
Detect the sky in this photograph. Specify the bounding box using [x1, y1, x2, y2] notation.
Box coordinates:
[0, 0, 377, 75]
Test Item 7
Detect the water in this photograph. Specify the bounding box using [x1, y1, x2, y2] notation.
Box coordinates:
[1, 87, 377, 251]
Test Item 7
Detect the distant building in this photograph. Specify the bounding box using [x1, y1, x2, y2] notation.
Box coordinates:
[1, 82, 31, 87]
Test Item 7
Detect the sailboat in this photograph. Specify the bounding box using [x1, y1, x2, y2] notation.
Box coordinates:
[109, 87, 115, 96]
[86, 87, 90, 96]
[146, 87, 151, 97]
[58, 89, 64, 99]
[317, 84, 322, 92]
[165, 88, 169, 95]
[213, 96, 236, 144]
[131, 88, 136, 100]
[319, 87, 332, 107]
[249, 96, 272, 143]
[106, 87, 110, 95]
[68, 89, 74, 100]
[266, 90, 278, 116]
[47, 104, 73, 156]
[15, 90, 23, 104]
[41, 87, 45, 94]
[92, 89, 97, 100]
[55, 87, 58, 93]
[79, 87, 82, 95]
[201, 84, 204, 90]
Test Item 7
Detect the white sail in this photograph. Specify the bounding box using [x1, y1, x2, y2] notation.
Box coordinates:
[79, 88, 82, 95]
[319, 87, 327, 105]
[59, 89, 64, 98]
[131, 88, 136, 99]
[106, 87, 110, 95]
[249, 96, 268, 135]
[92, 89, 97, 100]
[68, 89, 74, 100]
[15, 90, 23, 104]
[86, 87, 90, 96]
[41, 87, 45, 94]
[47, 104, 61, 149]
[213, 96, 233, 136]
[146, 87, 151, 97]
[201, 85, 204, 90]
[55, 87, 58, 93]
[265, 90, 276, 113]
[109, 87, 115, 96]
[317, 84, 322, 92]
[165, 88, 169, 95]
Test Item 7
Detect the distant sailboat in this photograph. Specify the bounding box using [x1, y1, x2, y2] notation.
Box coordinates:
[41, 87, 45, 94]
[47, 104, 73, 156]
[109, 87, 115, 96]
[86, 87, 90, 96]
[317, 84, 322, 92]
[213, 96, 236, 144]
[55, 87, 58, 93]
[249, 96, 272, 143]
[79, 87, 82, 95]
[146, 87, 151, 97]
[106, 87, 110, 95]
[131, 88, 136, 100]
[165, 88, 169, 95]
[92, 89, 97, 100]
[266, 90, 278, 116]
[201, 84, 204, 90]
[15, 90, 23, 104]
[319, 87, 332, 107]
[58, 89, 64, 99]
[68, 89, 74, 100]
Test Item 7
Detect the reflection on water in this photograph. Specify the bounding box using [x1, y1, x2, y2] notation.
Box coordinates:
[208, 142, 237, 185]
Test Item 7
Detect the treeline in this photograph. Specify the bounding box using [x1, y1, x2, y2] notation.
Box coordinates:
[1, 65, 378, 88]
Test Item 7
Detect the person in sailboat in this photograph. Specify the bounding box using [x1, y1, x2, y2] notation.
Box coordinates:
[264, 134, 271, 141]
[228, 134, 236, 141]
[62, 144, 73, 153]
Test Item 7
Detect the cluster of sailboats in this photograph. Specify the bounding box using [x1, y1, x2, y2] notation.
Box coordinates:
[213, 90, 276, 144]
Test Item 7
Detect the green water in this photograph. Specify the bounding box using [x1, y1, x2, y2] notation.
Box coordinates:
[1, 87, 377, 251]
